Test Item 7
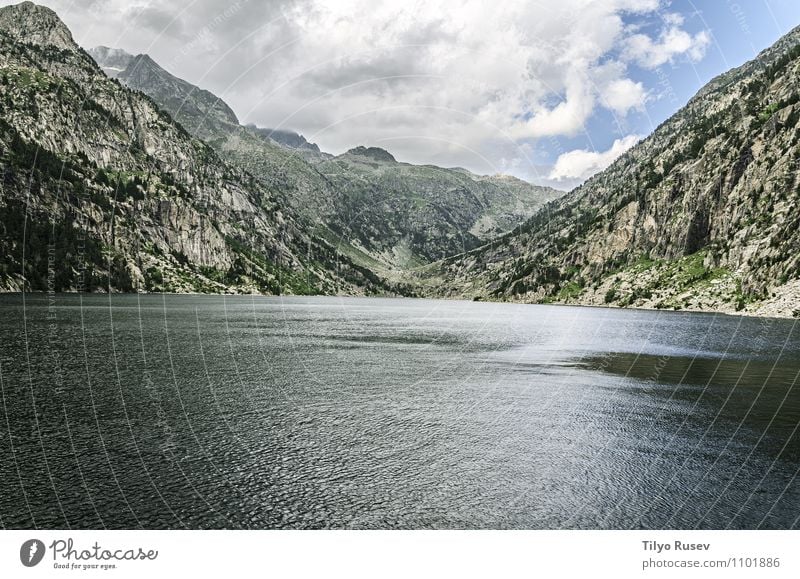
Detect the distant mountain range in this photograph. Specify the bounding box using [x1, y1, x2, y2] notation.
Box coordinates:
[0, 2, 559, 295]
[88, 43, 562, 273]
[0, 2, 394, 294]
[3, 1, 800, 318]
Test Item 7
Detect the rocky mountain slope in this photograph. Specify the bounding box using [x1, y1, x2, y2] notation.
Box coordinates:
[314, 147, 563, 267]
[89, 46, 562, 272]
[245, 125, 322, 154]
[87, 47, 241, 144]
[429, 25, 800, 318]
[85, 45, 134, 78]
[0, 1, 396, 295]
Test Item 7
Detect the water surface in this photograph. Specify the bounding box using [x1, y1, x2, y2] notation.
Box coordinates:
[0, 294, 798, 529]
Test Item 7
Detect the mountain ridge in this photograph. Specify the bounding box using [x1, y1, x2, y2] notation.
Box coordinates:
[8, 1, 799, 318]
[425, 24, 800, 318]
[0, 1, 399, 295]
[89, 42, 563, 271]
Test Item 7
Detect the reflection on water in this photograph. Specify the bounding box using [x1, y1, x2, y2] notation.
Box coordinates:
[580, 352, 800, 462]
[0, 294, 798, 529]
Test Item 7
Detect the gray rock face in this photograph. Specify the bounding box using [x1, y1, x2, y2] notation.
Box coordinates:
[246, 125, 322, 154]
[345, 146, 396, 163]
[2, 2, 563, 297]
[431, 25, 800, 318]
[0, 2, 77, 53]
[91, 46, 325, 159]
[106, 52, 239, 139]
[0, 2, 399, 296]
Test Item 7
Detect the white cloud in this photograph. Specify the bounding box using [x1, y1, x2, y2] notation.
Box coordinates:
[14, 0, 711, 184]
[520, 74, 596, 138]
[624, 16, 711, 69]
[600, 79, 647, 116]
[549, 135, 641, 181]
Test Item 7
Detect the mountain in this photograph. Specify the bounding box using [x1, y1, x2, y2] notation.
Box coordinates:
[0, 2, 397, 295]
[429, 25, 800, 318]
[89, 46, 326, 155]
[345, 146, 396, 163]
[87, 47, 240, 141]
[89, 45, 563, 272]
[0, 0, 75, 52]
[246, 125, 322, 154]
[86, 45, 133, 78]
[314, 149, 563, 268]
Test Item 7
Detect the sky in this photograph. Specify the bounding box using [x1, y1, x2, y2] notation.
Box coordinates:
[6, 0, 800, 189]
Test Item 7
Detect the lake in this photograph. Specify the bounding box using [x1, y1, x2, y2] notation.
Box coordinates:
[0, 294, 798, 529]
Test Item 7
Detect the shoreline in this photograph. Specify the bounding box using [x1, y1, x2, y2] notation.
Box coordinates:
[2, 289, 799, 321]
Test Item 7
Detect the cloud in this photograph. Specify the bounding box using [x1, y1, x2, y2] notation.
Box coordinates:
[13, 0, 711, 185]
[521, 74, 596, 138]
[237, 0, 706, 159]
[124, 5, 185, 41]
[600, 78, 647, 116]
[549, 135, 641, 181]
[624, 16, 711, 69]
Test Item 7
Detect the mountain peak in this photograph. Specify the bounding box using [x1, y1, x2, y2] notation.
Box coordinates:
[0, 1, 77, 52]
[246, 125, 322, 153]
[345, 146, 396, 163]
[87, 46, 134, 77]
[92, 47, 240, 130]
[123, 53, 168, 77]
[131, 53, 157, 66]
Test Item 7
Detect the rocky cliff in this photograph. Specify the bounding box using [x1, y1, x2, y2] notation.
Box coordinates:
[0, 2, 396, 295]
[86, 47, 241, 142]
[429, 25, 800, 318]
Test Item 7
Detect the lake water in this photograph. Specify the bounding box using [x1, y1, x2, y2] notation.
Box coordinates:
[0, 294, 798, 529]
